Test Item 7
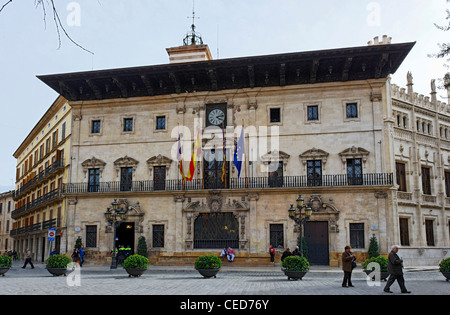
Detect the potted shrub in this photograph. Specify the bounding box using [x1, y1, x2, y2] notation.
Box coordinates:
[194, 255, 222, 278]
[45, 254, 72, 277]
[363, 256, 389, 281]
[439, 258, 450, 281]
[0, 255, 12, 277]
[281, 256, 310, 280]
[122, 254, 149, 277]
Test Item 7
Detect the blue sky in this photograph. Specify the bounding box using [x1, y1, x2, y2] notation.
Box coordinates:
[0, 0, 448, 190]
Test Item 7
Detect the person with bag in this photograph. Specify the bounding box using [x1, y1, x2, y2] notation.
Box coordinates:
[341, 246, 356, 287]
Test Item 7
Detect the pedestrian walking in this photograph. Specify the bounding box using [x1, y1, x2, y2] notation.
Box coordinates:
[21, 249, 34, 269]
[342, 246, 356, 287]
[79, 245, 85, 267]
[281, 248, 292, 262]
[268, 245, 275, 263]
[383, 245, 411, 294]
[71, 248, 80, 265]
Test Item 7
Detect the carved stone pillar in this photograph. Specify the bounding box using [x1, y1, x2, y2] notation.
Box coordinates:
[248, 193, 259, 253]
[174, 195, 185, 252]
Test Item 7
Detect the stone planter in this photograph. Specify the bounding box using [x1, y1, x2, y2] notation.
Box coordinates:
[441, 271, 450, 281]
[125, 268, 147, 278]
[364, 270, 389, 281]
[283, 269, 308, 280]
[0, 267, 10, 277]
[196, 268, 220, 279]
[46, 267, 68, 277]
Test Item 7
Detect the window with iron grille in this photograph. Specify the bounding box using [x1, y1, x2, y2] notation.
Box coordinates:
[307, 105, 319, 121]
[123, 118, 133, 132]
[152, 225, 165, 248]
[270, 224, 284, 249]
[350, 223, 365, 248]
[346, 103, 358, 119]
[86, 225, 97, 248]
[91, 120, 101, 134]
[156, 116, 166, 130]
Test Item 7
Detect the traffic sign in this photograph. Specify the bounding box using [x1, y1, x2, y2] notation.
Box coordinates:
[48, 228, 56, 242]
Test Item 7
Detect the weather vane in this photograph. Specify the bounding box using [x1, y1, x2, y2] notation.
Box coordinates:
[183, 0, 203, 46]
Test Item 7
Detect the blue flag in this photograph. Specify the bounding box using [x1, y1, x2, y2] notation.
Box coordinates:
[233, 126, 244, 178]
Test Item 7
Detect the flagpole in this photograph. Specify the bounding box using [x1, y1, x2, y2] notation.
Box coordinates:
[243, 120, 247, 189]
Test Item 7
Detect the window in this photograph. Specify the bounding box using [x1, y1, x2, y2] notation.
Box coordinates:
[88, 168, 100, 192]
[270, 224, 284, 249]
[399, 218, 410, 246]
[268, 161, 283, 188]
[347, 158, 363, 185]
[52, 130, 58, 149]
[421, 167, 431, 195]
[91, 120, 101, 134]
[270, 108, 281, 123]
[445, 172, 450, 197]
[307, 105, 319, 121]
[307, 160, 322, 186]
[425, 219, 435, 246]
[349, 223, 365, 248]
[120, 167, 133, 192]
[123, 118, 133, 132]
[61, 122, 66, 140]
[152, 225, 165, 248]
[346, 103, 358, 119]
[396, 163, 407, 192]
[153, 166, 166, 191]
[85, 225, 97, 248]
[156, 116, 166, 130]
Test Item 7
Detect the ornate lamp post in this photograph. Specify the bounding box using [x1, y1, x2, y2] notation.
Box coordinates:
[105, 199, 127, 269]
[288, 195, 312, 257]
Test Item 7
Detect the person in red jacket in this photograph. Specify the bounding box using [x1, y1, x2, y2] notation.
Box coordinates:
[269, 245, 275, 263]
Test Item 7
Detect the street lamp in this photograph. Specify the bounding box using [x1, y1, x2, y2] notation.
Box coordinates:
[288, 194, 312, 257]
[105, 199, 127, 269]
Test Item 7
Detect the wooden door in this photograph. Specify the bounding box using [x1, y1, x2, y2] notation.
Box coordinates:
[304, 221, 329, 265]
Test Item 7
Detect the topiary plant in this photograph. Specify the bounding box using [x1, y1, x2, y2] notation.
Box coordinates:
[439, 257, 450, 272]
[0, 255, 12, 268]
[281, 255, 310, 271]
[368, 234, 380, 258]
[137, 236, 148, 257]
[122, 254, 149, 269]
[363, 256, 388, 272]
[194, 255, 222, 270]
[45, 254, 72, 268]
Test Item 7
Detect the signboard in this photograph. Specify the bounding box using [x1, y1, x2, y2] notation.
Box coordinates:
[48, 228, 56, 242]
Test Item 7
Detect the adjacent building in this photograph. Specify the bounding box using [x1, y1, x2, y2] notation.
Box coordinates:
[11, 96, 72, 261]
[0, 191, 13, 253]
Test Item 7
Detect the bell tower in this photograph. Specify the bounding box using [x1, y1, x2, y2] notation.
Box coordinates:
[166, 0, 213, 64]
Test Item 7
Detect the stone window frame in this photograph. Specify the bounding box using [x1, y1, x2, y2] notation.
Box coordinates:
[82, 222, 100, 250]
[343, 99, 361, 122]
[398, 215, 413, 247]
[88, 116, 104, 137]
[338, 146, 369, 172]
[146, 155, 173, 177]
[154, 113, 168, 133]
[266, 219, 288, 250]
[113, 156, 139, 179]
[121, 114, 136, 135]
[81, 157, 107, 179]
[345, 219, 369, 252]
[304, 102, 322, 125]
[299, 148, 329, 174]
[267, 105, 283, 126]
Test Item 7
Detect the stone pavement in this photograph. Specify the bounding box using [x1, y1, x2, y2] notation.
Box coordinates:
[0, 261, 448, 296]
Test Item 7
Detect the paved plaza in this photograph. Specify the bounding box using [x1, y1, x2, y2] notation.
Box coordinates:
[0, 261, 448, 297]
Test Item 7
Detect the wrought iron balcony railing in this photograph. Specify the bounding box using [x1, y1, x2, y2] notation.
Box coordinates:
[9, 218, 61, 237]
[11, 189, 63, 219]
[64, 173, 393, 194]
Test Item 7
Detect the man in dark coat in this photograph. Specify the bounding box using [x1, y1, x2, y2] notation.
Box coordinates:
[384, 245, 411, 293]
[342, 246, 356, 287]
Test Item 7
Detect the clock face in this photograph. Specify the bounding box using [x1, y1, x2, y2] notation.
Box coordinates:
[208, 109, 225, 126]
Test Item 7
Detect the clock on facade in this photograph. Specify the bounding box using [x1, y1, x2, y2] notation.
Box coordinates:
[206, 104, 227, 127]
[208, 109, 225, 126]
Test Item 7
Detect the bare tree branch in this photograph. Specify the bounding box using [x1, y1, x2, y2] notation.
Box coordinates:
[0, 0, 13, 13]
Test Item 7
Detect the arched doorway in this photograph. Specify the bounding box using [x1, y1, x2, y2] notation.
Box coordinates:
[194, 212, 239, 249]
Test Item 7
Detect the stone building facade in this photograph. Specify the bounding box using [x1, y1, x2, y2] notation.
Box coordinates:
[35, 35, 427, 266]
[0, 191, 13, 253]
[391, 74, 450, 265]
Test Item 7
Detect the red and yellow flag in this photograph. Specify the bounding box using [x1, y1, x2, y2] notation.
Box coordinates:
[179, 128, 202, 182]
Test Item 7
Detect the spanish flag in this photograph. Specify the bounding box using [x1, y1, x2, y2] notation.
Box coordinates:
[179, 128, 202, 182]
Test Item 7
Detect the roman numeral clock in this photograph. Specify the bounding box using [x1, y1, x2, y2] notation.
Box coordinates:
[206, 104, 227, 128]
